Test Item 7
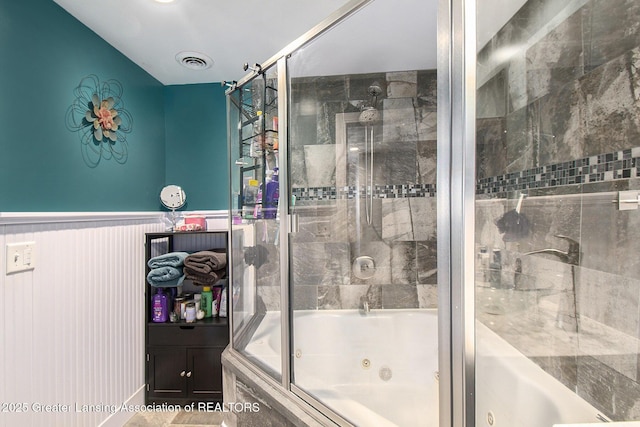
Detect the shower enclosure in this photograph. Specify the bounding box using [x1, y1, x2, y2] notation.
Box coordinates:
[222, 0, 640, 425]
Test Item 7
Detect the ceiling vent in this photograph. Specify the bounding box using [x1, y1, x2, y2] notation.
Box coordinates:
[175, 51, 213, 70]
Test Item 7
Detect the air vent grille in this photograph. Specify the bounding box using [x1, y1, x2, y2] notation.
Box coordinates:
[175, 51, 213, 70]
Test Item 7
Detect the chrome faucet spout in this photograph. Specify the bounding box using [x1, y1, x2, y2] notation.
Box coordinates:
[523, 235, 581, 266]
[523, 248, 570, 263]
[360, 295, 371, 315]
[522, 234, 581, 333]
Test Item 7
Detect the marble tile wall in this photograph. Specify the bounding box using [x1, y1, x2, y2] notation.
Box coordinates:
[476, 0, 640, 421]
[280, 70, 437, 312]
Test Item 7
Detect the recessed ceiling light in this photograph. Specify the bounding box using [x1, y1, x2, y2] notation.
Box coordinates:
[154, 0, 175, 3]
[175, 51, 214, 70]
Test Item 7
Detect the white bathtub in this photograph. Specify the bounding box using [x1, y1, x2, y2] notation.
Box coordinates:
[243, 309, 607, 427]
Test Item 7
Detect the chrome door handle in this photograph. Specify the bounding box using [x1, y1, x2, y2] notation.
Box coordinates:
[288, 214, 299, 233]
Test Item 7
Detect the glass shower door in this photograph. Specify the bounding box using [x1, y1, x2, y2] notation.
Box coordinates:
[228, 65, 283, 381]
[285, 0, 439, 425]
[474, 0, 640, 424]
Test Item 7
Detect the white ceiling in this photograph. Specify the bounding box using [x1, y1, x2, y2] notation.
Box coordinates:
[52, 0, 353, 85]
[52, 0, 525, 86]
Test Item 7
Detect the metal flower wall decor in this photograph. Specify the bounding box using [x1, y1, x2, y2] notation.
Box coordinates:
[66, 75, 133, 167]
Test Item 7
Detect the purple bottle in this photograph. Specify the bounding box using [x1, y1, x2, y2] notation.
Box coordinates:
[264, 168, 279, 219]
[152, 288, 168, 322]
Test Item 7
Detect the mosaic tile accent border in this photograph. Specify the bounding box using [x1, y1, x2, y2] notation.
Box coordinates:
[476, 148, 640, 195]
[292, 184, 436, 201]
[291, 148, 640, 201]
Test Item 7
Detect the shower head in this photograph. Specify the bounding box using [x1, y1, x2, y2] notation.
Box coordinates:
[368, 82, 383, 97]
[367, 81, 383, 109]
[359, 106, 380, 123]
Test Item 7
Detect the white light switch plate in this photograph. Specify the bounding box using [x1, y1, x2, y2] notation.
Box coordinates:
[6, 241, 36, 274]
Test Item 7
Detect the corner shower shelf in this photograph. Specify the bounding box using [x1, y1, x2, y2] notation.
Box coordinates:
[236, 67, 279, 219]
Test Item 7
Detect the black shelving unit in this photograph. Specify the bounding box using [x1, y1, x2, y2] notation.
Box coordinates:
[144, 231, 229, 405]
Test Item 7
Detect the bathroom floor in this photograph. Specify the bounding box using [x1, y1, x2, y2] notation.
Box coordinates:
[123, 410, 223, 427]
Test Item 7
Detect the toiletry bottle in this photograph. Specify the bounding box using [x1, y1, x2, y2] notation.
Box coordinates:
[478, 246, 490, 283]
[489, 249, 502, 288]
[201, 286, 213, 318]
[250, 111, 264, 158]
[185, 302, 196, 323]
[264, 168, 279, 219]
[513, 257, 523, 289]
[219, 288, 227, 317]
[254, 184, 263, 219]
[151, 288, 168, 323]
[243, 179, 259, 218]
[211, 297, 218, 317]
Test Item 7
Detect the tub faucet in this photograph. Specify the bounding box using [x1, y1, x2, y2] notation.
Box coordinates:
[360, 295, 371, 315]
[523, 234, 581, 333]
[523, 235, 581, 266]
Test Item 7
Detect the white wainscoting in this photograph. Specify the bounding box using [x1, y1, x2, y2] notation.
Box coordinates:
[0, 213, 167, 427]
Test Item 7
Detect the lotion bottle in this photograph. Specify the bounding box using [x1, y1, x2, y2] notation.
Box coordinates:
[201, 286, 213, 318]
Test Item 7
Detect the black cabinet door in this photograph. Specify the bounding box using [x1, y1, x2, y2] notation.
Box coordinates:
[187, 348, 224, 401]
[148, 347, 187, 398]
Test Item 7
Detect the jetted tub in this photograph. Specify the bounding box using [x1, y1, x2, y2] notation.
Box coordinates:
[243, 309, 606, 427]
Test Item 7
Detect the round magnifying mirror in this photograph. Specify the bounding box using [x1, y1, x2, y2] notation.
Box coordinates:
[160, 185, 186, 210]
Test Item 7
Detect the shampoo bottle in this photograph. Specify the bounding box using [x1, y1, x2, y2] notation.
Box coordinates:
[151, 288, 168, 323]
[264, 168, 279, 219]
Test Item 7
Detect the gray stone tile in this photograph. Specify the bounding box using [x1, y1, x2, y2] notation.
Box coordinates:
[579, 46, 640, 156]
[505, 107, 534, 173]
[585, 0, 640, 71]
[391, 242, 417, 285]
[123, 411, 176, 427]
[417, 69, 437, 111]
[382, 98, 419, 142]
[526, 7, 585, 102]
[476, 117, 507, 179]
[535, 80, 585, 166]
[417, 139, 437, 185]
[382, 284, 419, 309]
[477, 68, 507, 119]
[171, 410, 223, 425]
[386, 71, 418, 98]
[303, 144, 336, 187]
[417, 239, 438, 285]
[416, 284, 438, 308]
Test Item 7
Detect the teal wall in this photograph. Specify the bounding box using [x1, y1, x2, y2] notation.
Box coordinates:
[164, 84, 228, 210]
[0, 0, 229, 212]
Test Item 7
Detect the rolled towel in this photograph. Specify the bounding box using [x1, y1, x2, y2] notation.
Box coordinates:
[147, 251, 189, 269]
[184, 251, 227, 271]
[147, 266, 185, 287]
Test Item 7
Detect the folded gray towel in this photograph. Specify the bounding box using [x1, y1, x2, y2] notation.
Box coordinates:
[184, 266, 225, 286]
[147, 251, 189, 269]
[184, 251, 227, 271]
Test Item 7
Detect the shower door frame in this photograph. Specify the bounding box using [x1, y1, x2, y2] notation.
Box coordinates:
[438, 0, 477, 426]
[225, 0, 478, 426]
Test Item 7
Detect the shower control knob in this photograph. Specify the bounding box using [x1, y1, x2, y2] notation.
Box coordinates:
[352, 256, 376, 280]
